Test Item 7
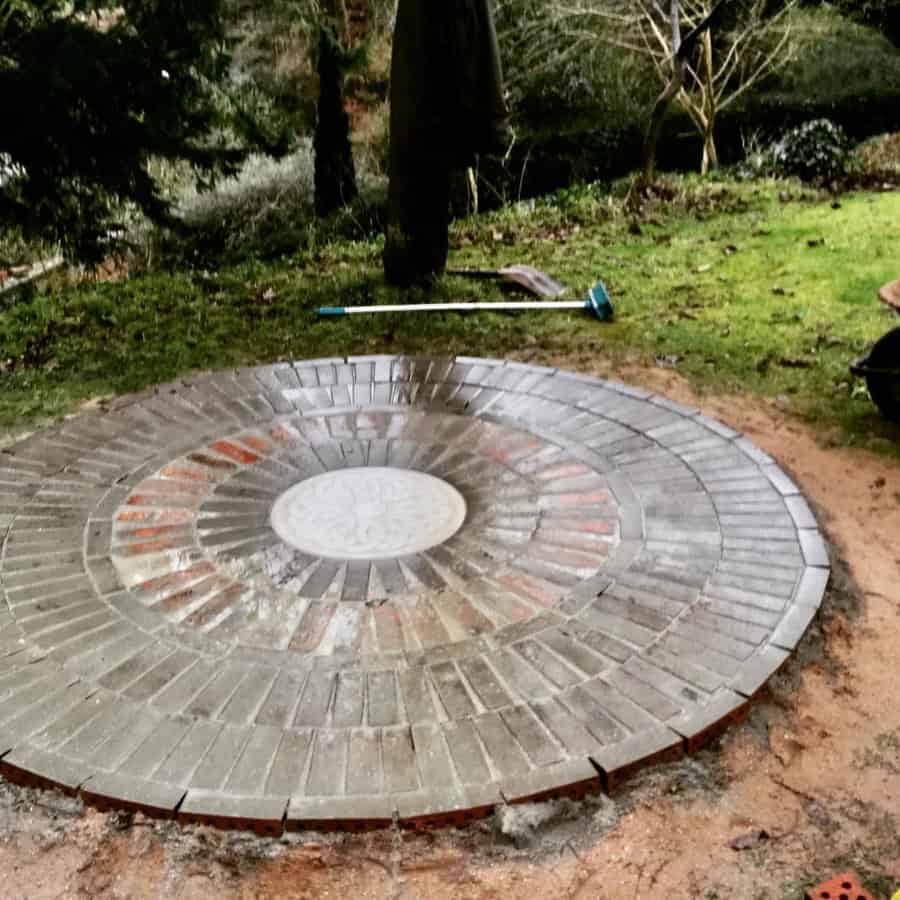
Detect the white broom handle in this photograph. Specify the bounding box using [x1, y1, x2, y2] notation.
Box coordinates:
[319, 300, 588, 316]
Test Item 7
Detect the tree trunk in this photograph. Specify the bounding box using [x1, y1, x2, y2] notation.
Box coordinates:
[701, 123, 718, 175]
[699, 28, 718, 175]
[641, 1, 725, 188]
[313, 16, 358, 217]
[384, 0, 508, 285]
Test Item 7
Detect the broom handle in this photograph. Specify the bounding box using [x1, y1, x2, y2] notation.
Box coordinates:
[319, 300, 590, 316]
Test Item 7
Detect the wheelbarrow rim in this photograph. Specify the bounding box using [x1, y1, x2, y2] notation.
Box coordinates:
[850, 357, 900, 378]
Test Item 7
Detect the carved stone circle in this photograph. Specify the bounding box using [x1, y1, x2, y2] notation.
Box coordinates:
[269, 468, 468, 561]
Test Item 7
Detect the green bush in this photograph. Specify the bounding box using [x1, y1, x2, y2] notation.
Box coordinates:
[750, 7, 900, 138]
[771, 120, 853, 181]
[0, 0, 289, 264]
[150, 141, 386, 267]
[741, 119, 855, 182]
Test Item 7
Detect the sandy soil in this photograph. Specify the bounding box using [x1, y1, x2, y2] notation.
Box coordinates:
[1, 364, 898, 900]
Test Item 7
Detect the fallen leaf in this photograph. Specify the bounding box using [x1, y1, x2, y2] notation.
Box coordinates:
[728, 829, 770, 851]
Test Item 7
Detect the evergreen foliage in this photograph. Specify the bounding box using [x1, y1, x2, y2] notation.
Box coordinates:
[0, 0, 289, 261]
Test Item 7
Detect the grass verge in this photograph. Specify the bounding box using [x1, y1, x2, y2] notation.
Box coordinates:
[1, 176, 898, 453]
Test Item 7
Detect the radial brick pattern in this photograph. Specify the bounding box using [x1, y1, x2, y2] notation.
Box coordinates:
[0, 357, 829, 833]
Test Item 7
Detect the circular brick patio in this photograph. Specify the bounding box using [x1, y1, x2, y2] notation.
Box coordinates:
[0, 357, 829, 833]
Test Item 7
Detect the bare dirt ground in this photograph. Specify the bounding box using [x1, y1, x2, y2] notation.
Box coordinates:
[1, 363, 898, 900]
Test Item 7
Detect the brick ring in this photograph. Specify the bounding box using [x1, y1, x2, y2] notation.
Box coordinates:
[0, 356, 829, 833]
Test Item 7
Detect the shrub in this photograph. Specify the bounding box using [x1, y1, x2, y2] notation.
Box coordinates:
[857, 132, 900, 176]
[146, 140, 386, 267]
[766, 119, 855, 181]
[752, 8, 900, 139]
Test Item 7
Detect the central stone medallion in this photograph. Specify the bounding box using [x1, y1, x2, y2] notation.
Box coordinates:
[269, 466, 468, 561]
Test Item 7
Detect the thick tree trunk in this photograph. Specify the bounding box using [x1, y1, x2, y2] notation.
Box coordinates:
[383, 0, 508, 286]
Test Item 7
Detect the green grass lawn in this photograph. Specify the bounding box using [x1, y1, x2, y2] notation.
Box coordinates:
[1, 176, 898, 453]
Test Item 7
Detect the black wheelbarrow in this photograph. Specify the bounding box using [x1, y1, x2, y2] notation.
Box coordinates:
[851, 278, 900, 423]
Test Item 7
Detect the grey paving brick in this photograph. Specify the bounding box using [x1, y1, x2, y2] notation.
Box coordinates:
[331, 672, 364, 727]
[472, 713, 531, 778]
[729, 645, 790, 697]
[82, 772, 185, 817]
[305, 729, 348, 796]
[1, 745, 90, 791]
[771, 603, 819, 651]
[429, 662, 477, 718]
[265, 729, 313, 796]
[288, 794, 395, 828]
[224, 725, 283, 794]
[501, 757, 600, 804]
[669, 688, 748, 752]
[152, 721, 222, 785]
[189, 725, 251, 790]
[381, 726, 419, 793]
[187, 664, 250, 719]
[799, 529, 830, 568]
[117, 717, 193, 778]
[367, 671, 399, 727]
[346, 727, 383, 795]
[762, 464, 801, 496]
[794, 566, 829, 609]
[443, 719, 491, 785]
[500, 705, 564, 767]
[590, 725, 683, 789]
[179, 791, 288, 833]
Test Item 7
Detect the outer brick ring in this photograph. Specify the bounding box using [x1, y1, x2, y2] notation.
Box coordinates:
[0, 356, 829, 834]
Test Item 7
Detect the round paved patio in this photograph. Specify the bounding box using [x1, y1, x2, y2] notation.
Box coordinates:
[0, 357, 829, 833]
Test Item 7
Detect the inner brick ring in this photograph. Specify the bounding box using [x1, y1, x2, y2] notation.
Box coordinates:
[269, 468, 468, 560]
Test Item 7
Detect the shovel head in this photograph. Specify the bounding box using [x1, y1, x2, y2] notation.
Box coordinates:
[448, 264, 568, 299]
[499, 265, 568, 298]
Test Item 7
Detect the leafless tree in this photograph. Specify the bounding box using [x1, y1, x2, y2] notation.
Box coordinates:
[637, 0, 795, 174]
[500, 0, 796, 177]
